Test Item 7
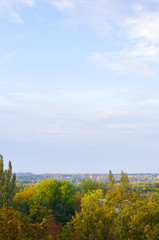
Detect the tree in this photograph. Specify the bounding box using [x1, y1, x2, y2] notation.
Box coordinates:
[20, 201, 60, 239]
[72, 190, 109, 240]
[120, 170, 130, 190]
[113, 195, 159, 240]
[32, 179, 62, 208]
[58, 222, 74, 240]
[14, 187, 36, 203]
[0, 154, 16, 208]
[0, 204, 21, 239]
[77, 178, 108, 195]
[47, 216, 62, 240]
[75, 192, 82, 213]
[108, 170, 116, 189]
[32, 179, 77, 223]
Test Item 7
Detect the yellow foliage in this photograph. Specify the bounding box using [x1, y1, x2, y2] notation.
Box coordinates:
[14, 187, 36, 203]
[0, 204, 22, 239]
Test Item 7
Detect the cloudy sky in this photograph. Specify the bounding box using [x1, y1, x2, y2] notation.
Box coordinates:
[1, 0, 159, 173]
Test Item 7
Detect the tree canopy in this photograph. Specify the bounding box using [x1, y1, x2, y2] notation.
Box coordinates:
[0, 154, 16, 207]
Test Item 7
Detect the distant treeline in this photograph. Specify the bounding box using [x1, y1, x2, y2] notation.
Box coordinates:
[16, 172, 159, 184]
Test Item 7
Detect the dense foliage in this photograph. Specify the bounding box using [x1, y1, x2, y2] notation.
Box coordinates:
[0, 154, 16, 208]
[1, 155, 159, 239]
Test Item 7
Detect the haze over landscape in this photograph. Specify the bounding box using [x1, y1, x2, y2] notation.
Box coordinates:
[1, 0, 159, 173]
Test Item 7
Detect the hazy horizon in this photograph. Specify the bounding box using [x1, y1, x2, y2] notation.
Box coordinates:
[15, 171, 159, 175]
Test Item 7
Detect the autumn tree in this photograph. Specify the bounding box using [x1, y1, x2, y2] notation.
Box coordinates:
[20, 202, 60, 239]
[75, 192, 82, 212]
[113, 196, 159, 239]
[72, 190, 109, 240]
[0, 204, 21, 239]
[14, 186, 36, 203]
[103, 188, 159, 239]
[47, 215, 62, 240]
[14, 186, 36, 213]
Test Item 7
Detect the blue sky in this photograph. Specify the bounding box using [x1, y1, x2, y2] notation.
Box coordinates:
[1, 0, 159, 173]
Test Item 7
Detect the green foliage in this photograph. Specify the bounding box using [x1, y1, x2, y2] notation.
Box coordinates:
[120, 170, 130, 190]
[16, 181, 25, 190]
[28, 201, 52, 223]
[57, 222, 74, 240]
[77, 178, 108, 195]
[0, 154, 16, 208]
[32, 179, 77, 223]
[108, 170, 116, 189]
[130, 181, 159, 194]
[33, 179, 62, 207]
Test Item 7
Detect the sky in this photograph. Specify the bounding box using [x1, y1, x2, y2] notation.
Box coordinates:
[1, 0, 159, 173]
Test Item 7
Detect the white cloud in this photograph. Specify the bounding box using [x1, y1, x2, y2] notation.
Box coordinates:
[90, 42, 159, 74]
[87, 2, 159, 74]
[45, 0, 159, 74]
[1, 0, 159, 73]
[124, 12, 159, 44]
